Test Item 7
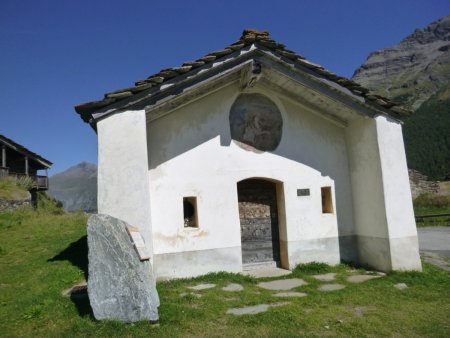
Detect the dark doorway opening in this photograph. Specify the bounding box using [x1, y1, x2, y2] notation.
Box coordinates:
[237, 178, 280, 265]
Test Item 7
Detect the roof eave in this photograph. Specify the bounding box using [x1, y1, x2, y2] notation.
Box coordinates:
[74, 33, 411, 126]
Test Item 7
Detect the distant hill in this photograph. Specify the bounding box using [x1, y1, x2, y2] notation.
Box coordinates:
[352, 15, 450, 179]
[49, 162, 97, 212]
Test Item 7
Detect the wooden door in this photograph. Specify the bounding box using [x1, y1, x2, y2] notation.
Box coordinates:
[238, 179, 280, 264]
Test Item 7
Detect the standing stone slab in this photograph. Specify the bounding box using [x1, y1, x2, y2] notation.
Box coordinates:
[87, 214, 159, 323]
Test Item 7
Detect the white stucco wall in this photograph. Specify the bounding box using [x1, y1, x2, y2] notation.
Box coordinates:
[346, 115, 421, 271]
[147, 84, 353, 278]
[97, 110, 153, 257]
[95, 78, 421, 279]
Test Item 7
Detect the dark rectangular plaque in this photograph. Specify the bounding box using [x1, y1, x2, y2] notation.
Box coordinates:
[297, 189, 310, 197]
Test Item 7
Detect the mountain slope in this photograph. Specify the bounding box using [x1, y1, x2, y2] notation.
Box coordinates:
[49, 162, 97, 212]
[352, 15, 450, 179]
[352, 15, 450, 110]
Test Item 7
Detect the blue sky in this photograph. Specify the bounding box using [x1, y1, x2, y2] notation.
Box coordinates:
[0, 0, 448, 174]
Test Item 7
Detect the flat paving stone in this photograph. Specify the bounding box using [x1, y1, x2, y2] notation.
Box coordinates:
[222, 283, 244, 292]
[257, 278, 307, 291]
[367, 271, 386, 276]
[318, 284, 346, 292]
[347, 275, 381, 283]
[226, 302, 290, 315]
[312, 273, 336, 281]
[394, 283, 408, 290]
[243, 267, 292, 278]
[226, 304, 269, 315]
[180, 292, 202, 298]
[187, 283, 216, 290]
[273, 292, 307, 298]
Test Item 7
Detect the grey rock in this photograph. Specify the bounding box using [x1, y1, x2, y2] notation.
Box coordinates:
[394, 283, 408, 290]
[347, 275, 381, 283]
[312, 273, 336, 281]
[87, 214, 159, 323]
[0, 198, 31, 212]
[273, 292, 307, 298]
[226, 304, 269, 315]
[318, 284, 346, 292]
[257, 278, 307, 290]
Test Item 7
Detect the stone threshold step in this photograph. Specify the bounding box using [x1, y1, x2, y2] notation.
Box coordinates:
[242, 261, 279, 271]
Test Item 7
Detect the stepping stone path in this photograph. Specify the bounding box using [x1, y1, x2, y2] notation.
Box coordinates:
[243, 267, 292, 278]
[257, 278, 307, 291]
[222, 283, 244, 292]
[226, 302, 290, 315]
[273, 292, 307, 298]
[182, 269, 388, 316]
[347, 275, 381, 283]
[226, 304, 269, 315]
[312, 273, 336, 281]
[187, 283, 216, 290]
[394, 283, 408, 290]
[318, 284, 346, 292]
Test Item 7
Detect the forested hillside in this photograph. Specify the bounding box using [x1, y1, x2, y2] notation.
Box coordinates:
[403, 85, 450, 179]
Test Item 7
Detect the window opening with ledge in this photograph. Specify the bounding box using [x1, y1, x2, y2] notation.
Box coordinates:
[183, 197, 198, 228]
[321, 187, 333, 214]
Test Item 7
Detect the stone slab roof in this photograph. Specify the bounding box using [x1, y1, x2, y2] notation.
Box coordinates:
[75, 29, 411, 124]
[0, 135, 52, 169]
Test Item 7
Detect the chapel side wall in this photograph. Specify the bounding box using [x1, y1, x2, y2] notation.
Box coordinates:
[375, 116, 421, 270]
[147, 84, 354, 279]
[345, 117, 391, 270]
[345, 116, 421, 271]
[97, 110, 153, 257]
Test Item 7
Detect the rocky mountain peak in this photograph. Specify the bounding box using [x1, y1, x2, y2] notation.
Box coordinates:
[352, 15, 450, 109]
[403, 15, 450, 45]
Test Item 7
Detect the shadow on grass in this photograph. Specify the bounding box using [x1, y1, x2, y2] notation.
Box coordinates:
[70, 289, 94, 319]
[48, 235, 94, 318]
[48, 235, 88, 279]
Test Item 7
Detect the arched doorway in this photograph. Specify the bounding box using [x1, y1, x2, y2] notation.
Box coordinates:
[237, 178, 280, 265]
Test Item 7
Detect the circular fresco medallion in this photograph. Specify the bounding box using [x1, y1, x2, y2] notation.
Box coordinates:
[229, 93, 283, 152]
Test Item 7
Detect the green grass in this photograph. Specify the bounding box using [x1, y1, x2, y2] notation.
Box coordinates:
[0, 177, 30, 200]
[1, 209, 450, 337]
[413, 193, 450, 227]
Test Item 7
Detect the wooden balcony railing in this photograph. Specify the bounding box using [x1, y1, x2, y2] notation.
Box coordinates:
[0, 168, 49, 190]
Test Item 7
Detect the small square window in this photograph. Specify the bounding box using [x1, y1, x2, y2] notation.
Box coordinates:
[321, 187, 333, 214]
[183, 197, 198, 228]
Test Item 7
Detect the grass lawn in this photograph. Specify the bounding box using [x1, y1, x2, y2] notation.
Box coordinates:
[1, 209, 449, 337]
[413, 193, 450, 227]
